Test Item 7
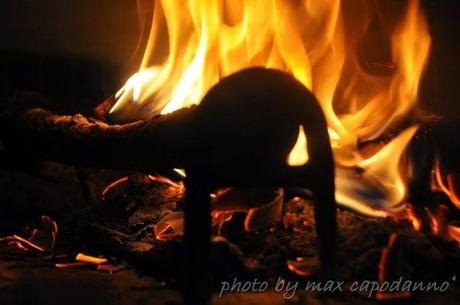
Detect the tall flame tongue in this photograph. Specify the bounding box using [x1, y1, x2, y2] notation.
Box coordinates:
[111, 0, 431, 217]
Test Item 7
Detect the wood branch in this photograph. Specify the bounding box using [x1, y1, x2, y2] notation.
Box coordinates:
[0, 101, 195, 172]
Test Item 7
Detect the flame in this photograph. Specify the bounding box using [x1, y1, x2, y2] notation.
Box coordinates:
[447, 225, 460, 244]
[434, 160, 460, 209]
[111, 0, 431, 215]
[425, 208, 441, 235]
[335, 126, 418, 216]
[287, 125, 309, 166]
[405, 204, 422, 231]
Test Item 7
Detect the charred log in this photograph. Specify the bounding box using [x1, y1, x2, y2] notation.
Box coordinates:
[0, 99, 194, 172]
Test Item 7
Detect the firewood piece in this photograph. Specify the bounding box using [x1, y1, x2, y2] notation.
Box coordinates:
[0, 102, 195, 172]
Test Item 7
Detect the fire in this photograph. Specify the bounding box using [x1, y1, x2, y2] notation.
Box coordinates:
[111, 0, 431, 216]
[405, 204, 422, 231]
[287, 125, 309, 166]
[447, 225, 460, 244]
[434, 160, 460, 209]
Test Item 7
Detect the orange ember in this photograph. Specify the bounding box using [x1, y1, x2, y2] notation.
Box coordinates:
[0, 215, 58, 253]
[75, 253, 109, 265]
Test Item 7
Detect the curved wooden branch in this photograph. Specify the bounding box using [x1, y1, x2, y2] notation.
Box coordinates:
[0, 103, 195, 172]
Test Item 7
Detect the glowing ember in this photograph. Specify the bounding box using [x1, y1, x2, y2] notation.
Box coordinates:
[154, 188, 284, 240]
[110, 0, 431, 217]
[75, 253, 108, 265]
[378, 233, 397, 285]
[102, 174, 184, 200]
[154, 211, 184, 241]
[101, 176, 129, 198]
[55, 262, 89, 269]
[425, 207, 441, 236]
[0, 215, 58, 253]
[286, 257, 317, 278]
[147, 174, 182, 188]
[211, 188, 284, 231]
[55, 254, 112, 270]
[375, 291, 412, 301]
[376, 233, 412, 300]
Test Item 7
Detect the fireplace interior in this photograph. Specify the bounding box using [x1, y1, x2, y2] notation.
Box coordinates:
[1, 1, 460, 305]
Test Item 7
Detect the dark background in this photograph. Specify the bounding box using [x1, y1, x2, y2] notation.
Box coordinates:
[0, 0, 459, 118]
[0, 0, 141, 113]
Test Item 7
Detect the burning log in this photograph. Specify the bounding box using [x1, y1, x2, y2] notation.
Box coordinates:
[0, 94, 193, 172]
[0, 68, 338, 305]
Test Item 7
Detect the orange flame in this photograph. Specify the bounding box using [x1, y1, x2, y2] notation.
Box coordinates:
[405, 204, 422, 231]
[434, 160, 460, 209]
[111, 0, 431, 216]
[447, 225, 460, 244]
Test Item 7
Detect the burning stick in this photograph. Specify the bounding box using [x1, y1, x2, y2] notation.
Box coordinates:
[0, 93, 193, 172]
[75, 253, 108, 265]
[101, 176, 130, 198]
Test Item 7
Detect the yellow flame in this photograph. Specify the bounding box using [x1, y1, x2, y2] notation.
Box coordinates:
[111, 0, 431, 216]
[335, 126, 418, 216]
[287, 125, 309, 166]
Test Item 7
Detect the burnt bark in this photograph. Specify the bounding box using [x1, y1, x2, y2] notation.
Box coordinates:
[0, 101, 194, 172]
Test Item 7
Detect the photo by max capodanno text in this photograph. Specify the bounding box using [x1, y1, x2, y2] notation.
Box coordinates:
[218, 276, 457, 299]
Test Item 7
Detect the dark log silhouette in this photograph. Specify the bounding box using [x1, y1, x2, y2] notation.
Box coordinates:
[0, 68, 338, 305]
[0, 100, 193, 172]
